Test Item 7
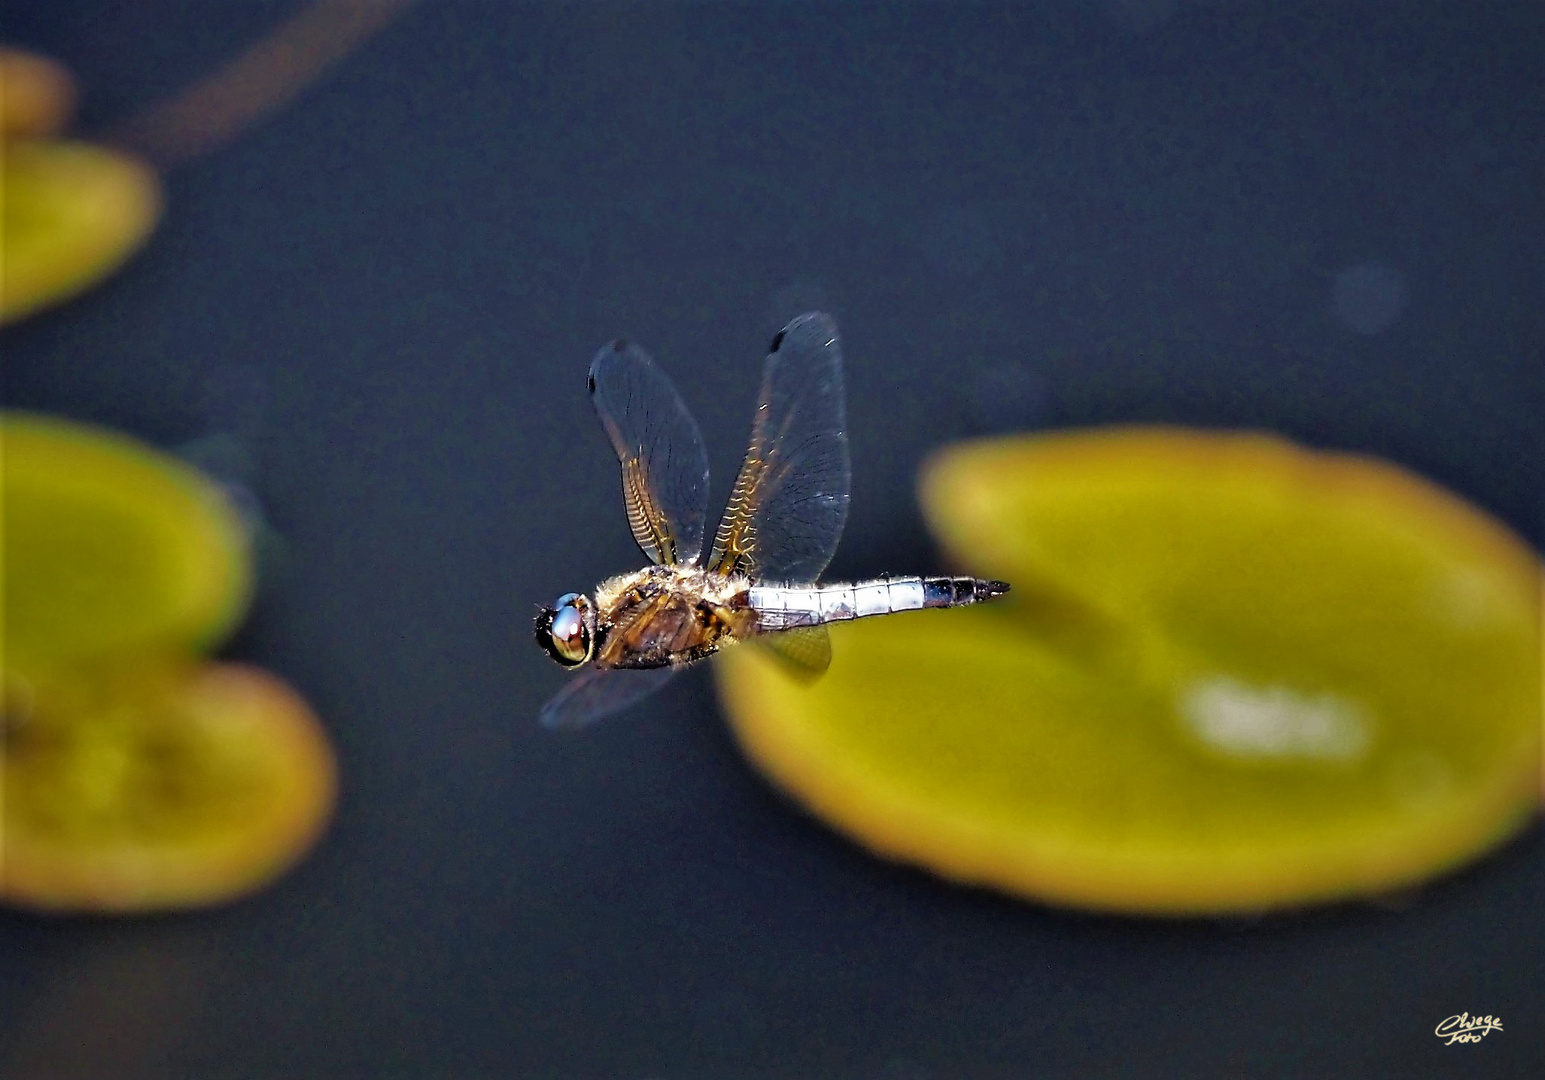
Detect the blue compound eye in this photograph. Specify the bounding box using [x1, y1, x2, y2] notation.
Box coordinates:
[536, 593, 593, 667]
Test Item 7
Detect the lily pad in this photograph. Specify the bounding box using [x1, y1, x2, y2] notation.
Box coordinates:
[2, 413, 252, 680]
[0, 47, 77, 138]
[716, 427, 1541, 914]
[0, 140, 161, 324]
[2, 662, 337, 912]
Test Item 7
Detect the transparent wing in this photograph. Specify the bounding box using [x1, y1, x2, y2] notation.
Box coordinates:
[706, 313, 850, 582]
[539, 665, 681, 730]
[589, 339, 711, 566]
[752, 625, 831, 680]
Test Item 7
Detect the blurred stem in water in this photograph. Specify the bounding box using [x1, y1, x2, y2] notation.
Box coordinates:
[106, 0, 415, 170]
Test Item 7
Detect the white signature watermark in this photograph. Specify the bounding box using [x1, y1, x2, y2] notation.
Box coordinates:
[1434, 1012, 1503, 1045]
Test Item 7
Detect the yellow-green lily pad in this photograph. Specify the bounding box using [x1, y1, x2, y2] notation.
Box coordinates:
[2, 413, 252, 680]
[716, 427, 1541, 914]
[2, 662, 336, 912]
[0, 140, 161, 324]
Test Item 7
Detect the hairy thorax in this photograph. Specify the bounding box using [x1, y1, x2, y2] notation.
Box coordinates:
[592, 564, 754, 669]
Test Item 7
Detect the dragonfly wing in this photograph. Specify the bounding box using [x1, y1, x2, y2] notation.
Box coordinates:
[589, 338, 711, 566]
[752, 625, 832, 681]
[707, 313, 850, 583]
[539, 665, 682, 730]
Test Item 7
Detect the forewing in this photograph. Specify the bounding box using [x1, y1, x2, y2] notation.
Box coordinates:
[589, 339, 711, 565]
[539, 666, 681, 730]
[707, 313, 850, 582]
[752, 625, 832, 681]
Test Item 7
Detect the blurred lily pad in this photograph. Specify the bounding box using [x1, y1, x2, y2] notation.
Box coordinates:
[1, 662, 336, 913]
[0, 47, 77, 138]
[716, 427, 1541, 914]
[2, 412, 252, 682]
[0, 140, 161, 324]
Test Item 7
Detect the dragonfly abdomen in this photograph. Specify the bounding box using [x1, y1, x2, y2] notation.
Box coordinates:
[748, 576, 1009, 630]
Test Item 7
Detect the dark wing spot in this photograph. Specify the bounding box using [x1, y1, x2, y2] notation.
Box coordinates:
[769, 328, 786, 353]
[586, 373, 596, 394]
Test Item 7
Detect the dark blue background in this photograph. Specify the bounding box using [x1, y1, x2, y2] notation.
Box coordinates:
[2, 2, 1541, 1076]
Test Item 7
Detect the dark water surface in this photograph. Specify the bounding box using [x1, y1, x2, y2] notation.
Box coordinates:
[2, 2, 1541, 1077]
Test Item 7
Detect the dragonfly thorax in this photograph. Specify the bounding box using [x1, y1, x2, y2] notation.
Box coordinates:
[588, 563, 755, 671]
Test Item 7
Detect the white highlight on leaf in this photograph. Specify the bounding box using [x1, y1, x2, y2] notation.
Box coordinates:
[1179, 675, 1372, 762]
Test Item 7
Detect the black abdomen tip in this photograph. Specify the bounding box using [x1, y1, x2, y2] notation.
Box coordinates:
[924, 576, 1011, 607]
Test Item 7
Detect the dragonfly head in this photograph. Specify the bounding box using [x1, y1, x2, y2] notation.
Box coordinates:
[535, 592, 595, 667]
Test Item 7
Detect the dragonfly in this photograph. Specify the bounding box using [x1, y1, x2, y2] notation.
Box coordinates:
[535, 312, 1010, 728]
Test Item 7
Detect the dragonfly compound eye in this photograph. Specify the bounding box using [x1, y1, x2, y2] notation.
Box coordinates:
[537, 593, 593, 666]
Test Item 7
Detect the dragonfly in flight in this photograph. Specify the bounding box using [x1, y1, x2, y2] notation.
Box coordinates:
[535, 312, 1009, 728]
